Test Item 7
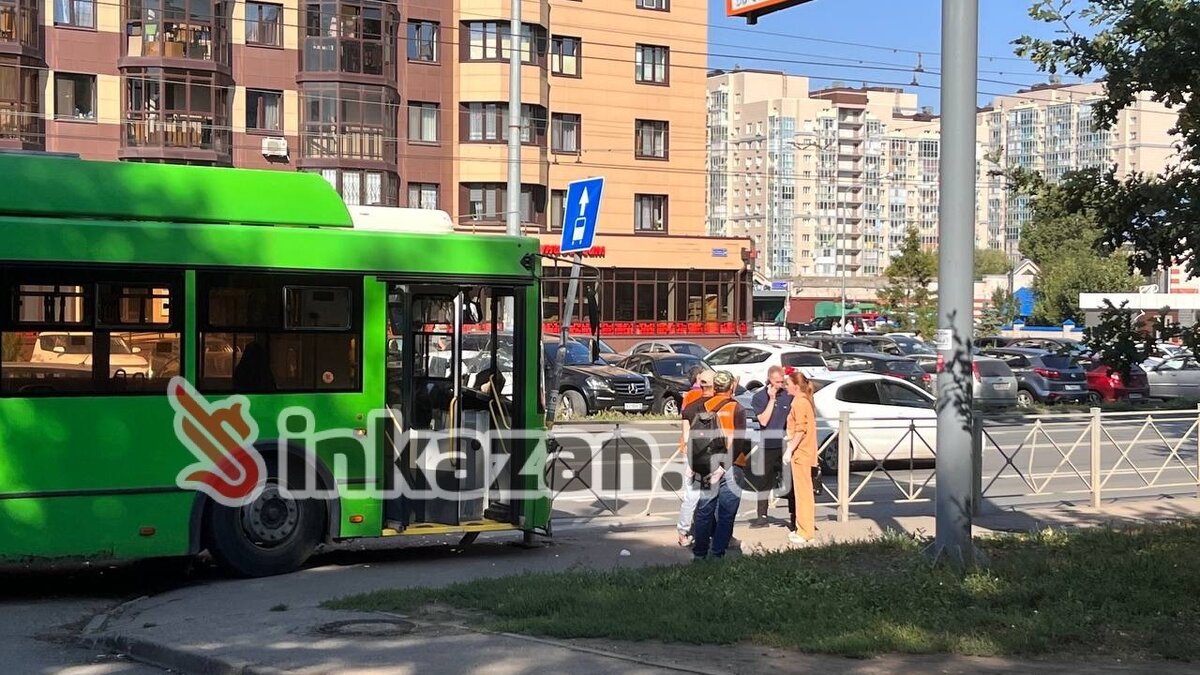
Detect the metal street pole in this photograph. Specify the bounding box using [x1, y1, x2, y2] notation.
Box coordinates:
[932, 0, 978, 567]
[505, 0, 522, 238]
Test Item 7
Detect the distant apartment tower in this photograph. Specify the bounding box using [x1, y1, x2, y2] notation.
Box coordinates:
[976, 80, 1177, 257]
[706, 69, 942, 281]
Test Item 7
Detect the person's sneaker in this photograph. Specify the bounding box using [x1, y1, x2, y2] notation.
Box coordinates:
[787, 532, 810, 546]
[748, 516, 769, 529]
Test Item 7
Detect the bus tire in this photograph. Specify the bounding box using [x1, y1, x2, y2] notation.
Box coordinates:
[204, 461, 326, 578]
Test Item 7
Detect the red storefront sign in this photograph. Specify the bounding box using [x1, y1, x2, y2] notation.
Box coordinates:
[542, 321, 748, 336]
[541, 245, 606, 258]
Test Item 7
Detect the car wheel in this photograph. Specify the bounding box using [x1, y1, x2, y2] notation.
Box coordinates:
[659, 395, 681, 417]
[819, 441, 839, 473]
[1086, 391, 1102, 405]
[1015, 390, 1035, 408]
[557, 390, 587, 420]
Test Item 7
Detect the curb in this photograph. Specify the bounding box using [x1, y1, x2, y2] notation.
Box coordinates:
[82, 632, 289, 675]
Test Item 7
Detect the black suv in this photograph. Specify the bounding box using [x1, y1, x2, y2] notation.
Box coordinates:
[544, 336, 654, 419]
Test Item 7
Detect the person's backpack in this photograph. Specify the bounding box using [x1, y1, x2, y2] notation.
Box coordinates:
[688, 399, 734, 487]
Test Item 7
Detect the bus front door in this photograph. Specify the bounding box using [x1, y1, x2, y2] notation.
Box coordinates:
[385, 285, 485, 527]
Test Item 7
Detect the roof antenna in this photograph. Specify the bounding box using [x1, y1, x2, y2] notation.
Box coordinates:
[914, 52, 925, 73]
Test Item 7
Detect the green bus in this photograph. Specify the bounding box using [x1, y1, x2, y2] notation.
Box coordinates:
[0, 155, 551, 576]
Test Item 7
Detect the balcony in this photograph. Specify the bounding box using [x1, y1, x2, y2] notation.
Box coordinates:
[0, 55, 41, 150]
[120, 0, 230, 73]
[298, 1, 398, 86]
[0, 0, 40, 56]
[296, 83, 397, 171]
[120, 69, 231, 164]
[302, 126, 389, 163]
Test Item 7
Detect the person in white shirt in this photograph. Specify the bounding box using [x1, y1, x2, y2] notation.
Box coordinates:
[845, 320, 857, 334]
[830, 321, 843, 335]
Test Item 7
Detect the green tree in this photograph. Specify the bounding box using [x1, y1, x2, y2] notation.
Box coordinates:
[878, 227, 937, 332]
[974, 248, 1012, 279]
[1002, 167, 1140, 323]
[978, 287, 1020, 336]
[1083, 300, 1157, 381]
[1016, 0, 1200, 279]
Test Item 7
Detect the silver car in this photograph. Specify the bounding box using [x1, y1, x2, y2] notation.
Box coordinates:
[1145, 356, 1200, 399]
[973, 357, 1018, 408]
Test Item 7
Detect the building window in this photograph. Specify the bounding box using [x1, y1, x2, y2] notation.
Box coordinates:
[635, 44, 668, 84]
[54, 0, 93, 28]
[635, 194, 667, 233]
[308, 168, 398, 206]
[462, 21, 545, 65]
[636, 0, 669, 9]
[406, 20, 438, 62]
[300, 83, 397, 161]
[245, 2, 282, 46]
[0, 56, 42, 144]
[407, 101, 438, 143]
[549, 35, 580, 77]
[635, 119, 668, 159]
[245, 89, 281, 132]
[549, 189, 565, 232]
[54, 73, 96, 121]
[551, 112, 580, 154]
[408, 182, 438, 209]
[123, 68, 231, 155]
[462, 183, 545, 225]
[461, 102, 545, 145]
[125, 0, 228, 63]
[302, 1, 397, 77]
[2, 0, 40, 48]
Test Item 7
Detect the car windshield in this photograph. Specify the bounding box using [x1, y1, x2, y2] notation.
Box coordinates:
[840, 341, 875, 354]
[976, 360, 1011, 378]
[1039, 355, 1075, 370]
[670, 343, 708, 358]
[655, 356, 706, 378]
[544, 341, 596, 366]
[597, 339, 617, 354]
[894, 338, 934, 355]
[781, 352, 825, 367]
[887, 360, 922, 374]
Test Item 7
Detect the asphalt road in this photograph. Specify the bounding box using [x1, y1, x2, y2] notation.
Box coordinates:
[545, 410, 1200, 522]
[0, 564, 177, 674]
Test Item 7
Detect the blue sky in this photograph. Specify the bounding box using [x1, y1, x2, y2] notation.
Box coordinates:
[705, 0, 1088, 109]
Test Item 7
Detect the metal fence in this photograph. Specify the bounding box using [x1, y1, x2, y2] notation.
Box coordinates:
[544, 405, 1200, 523]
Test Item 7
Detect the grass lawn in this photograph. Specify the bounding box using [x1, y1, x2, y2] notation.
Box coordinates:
[325, 522, 1200, 660]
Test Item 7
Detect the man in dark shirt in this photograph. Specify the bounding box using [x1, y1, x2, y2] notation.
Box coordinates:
[682, 370, 750, 561]
[749, 365, 792, 528]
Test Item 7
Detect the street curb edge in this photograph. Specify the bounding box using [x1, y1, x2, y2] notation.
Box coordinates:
[82, 632, 288, 675]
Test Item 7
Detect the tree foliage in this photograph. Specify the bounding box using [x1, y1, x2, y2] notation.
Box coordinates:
[974, 248, 1012, 279]
[1082, 300, 1156, 380]
[878, 227, 937, 332]
[978, 287, 1020, 337]
[1, 334, 22, 362]
[1003, 167, 1140, 323]
[1015, 0, 1200, 279]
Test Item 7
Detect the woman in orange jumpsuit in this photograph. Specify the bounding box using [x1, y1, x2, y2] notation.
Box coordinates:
[785, 371, 818, 544]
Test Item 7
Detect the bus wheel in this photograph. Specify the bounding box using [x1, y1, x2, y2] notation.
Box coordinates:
[205, 468, 326, 578]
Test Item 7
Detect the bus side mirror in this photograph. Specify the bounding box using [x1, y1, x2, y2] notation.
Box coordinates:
[462, 300, 483, 326]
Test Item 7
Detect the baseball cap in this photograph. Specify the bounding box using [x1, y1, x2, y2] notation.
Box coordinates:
[712, 370, 736, 392]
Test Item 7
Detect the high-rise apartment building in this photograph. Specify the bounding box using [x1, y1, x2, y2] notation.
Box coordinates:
[706, 69, 942, 282]
[977, 80, 1177, 257]
[0, 0, 750, 345]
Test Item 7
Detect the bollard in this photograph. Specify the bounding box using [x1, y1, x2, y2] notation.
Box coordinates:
[1090, 407, 1102, 509]
[838, 411, 850, 523]
[971, 415, 983, 516]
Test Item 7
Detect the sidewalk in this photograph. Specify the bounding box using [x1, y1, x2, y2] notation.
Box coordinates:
[82, 498, 1200, 675]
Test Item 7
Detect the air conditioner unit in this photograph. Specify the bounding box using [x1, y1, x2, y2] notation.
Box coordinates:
[261, 137, 289, 158]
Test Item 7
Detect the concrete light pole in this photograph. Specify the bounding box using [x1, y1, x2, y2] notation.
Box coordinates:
[505, 0, 522, 238]
[931, 0, 979, 566]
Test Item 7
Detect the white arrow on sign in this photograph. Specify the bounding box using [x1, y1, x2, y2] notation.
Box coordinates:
[571, 187, 591, 243]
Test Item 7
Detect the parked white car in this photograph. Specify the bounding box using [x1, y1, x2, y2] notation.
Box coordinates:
[703, 341, 828, 389]
[31, 332, 151, 377]
[810, 372, 937, 470]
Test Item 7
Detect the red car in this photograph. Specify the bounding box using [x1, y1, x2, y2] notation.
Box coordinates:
[1085, 360, 1150, 403]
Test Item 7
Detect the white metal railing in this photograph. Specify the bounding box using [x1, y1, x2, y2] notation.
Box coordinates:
[546, 406, 1200, 524]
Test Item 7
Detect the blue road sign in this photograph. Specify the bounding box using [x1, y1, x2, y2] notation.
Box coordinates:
[560, 176, 605, 254]
[711, 248, 728, 258]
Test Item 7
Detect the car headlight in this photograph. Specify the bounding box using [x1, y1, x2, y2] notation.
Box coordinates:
[642, 375, 652, 389]
[585, 376, 613, 391]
